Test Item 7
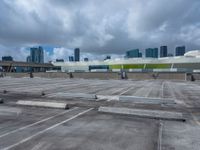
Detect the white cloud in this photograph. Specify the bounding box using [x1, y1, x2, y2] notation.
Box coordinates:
[48, 47, 73, 61]
[1, 0, 200, 59]
[0, 46, 29, 61]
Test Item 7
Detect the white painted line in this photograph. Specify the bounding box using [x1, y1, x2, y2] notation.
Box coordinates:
[2, 108, 93, 150]
[111, 88, 124, 95]
[119, 86, 135, 96]
[157, 121, 163, 150]
[166, 81, 188, 107]
[96, 86, 136, 101]
[162, 81, 165, 98]
[0, 107, 78, 139]
[191, 114, 200, 126]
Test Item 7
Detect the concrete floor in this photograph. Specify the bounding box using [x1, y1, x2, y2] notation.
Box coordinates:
[0, 77, 200, 150]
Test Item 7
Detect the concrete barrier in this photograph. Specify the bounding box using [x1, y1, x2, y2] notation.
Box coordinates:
[119, 96, 176, 105]
[186, 73, 200, 81]
[16, 100, 69, 109]
[5, 72, 70, 78]
[98, 107, 186, 121]
[0, 98, 4, 104]
[127, 72, 186, 80]
[71, 72, 120, 79]
[46, 92, 97, 100]
[0, 106, 21, 116]
[4, 72, 186, 80]
[96, 95, 176, 104]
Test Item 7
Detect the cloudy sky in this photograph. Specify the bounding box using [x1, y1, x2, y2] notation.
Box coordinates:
[0, 0, 200, 62]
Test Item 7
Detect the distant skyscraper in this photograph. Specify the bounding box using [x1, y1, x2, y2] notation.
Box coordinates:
[30, 46, 44, 63]
[74, 48, 80, 62]
[175, 46, 185, 56]
[84, 58, 89, 62]
[139, 52, 142, 58]
[2, 56, 13, 61]
[126, 49, 140, 58]
[26, 56, 31, 62]
[104, 56, 111, 60]
[160, 46, 168, 57]
[69, 56, 74, 62]
[56, 59, 64, 62]
[167, 53, 173, 57]
[145, 48, 158, 58]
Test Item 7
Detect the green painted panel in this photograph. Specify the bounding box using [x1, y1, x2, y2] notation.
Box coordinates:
[145, 64, 171, 69]
[109, 65, 123, 69]
[123, 64, 144, 69]
[109, 64, 144, 69]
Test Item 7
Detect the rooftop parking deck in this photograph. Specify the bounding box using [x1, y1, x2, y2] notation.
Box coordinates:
[0, 77, 200, 150]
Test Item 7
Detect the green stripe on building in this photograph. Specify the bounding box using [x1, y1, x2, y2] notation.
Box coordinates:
[123, 64, 144, 69]
[109, 64, 144, 69]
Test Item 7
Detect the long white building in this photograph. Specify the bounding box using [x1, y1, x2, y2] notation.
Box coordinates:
[52, 50, 200, 73]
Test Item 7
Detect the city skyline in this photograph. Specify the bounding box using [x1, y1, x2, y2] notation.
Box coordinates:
[0, 45, 190, 62]
[1, 0, 200, 61]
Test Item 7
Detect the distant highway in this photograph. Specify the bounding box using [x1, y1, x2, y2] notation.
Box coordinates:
[0, 61, 54, 68]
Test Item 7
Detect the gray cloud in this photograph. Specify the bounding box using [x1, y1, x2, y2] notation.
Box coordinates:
[0, 0, 200, 61]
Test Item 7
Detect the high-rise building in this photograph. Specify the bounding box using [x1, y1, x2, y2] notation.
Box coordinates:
[160, 46, 168, 57]
[167, 53, 174, 57]
[69, 56, 74, 62]
[145, 48, 158, 58]
[26, 56, 31, 62]
[104, 56, 111, 60]
[139, 52, 142, 58]
[2, 56, 14, 72]
[74, 48, 80, 62]
[30, 46, 44, 63]
[56, 59, 64, 62]
[84, 58, 89, 62]
[175, 46, 185, 56]
[126, 49, 140, 58]
[2, 56, 13, 61]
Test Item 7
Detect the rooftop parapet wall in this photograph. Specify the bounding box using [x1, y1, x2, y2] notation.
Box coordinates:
[4, 72, 186, 80]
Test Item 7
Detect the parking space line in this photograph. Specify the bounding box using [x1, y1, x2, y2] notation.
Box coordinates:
[191, 114, 200, 126]
[119, 86, 135, 95]
[110, 88, 124, 95]
[162, 81, 165, 98]
[2, 108, 93, 150]
[0, 107, 78, 139]
[157, 121, 163, 150]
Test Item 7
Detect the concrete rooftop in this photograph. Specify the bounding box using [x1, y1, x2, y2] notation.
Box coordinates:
[0, 77, 200, 150]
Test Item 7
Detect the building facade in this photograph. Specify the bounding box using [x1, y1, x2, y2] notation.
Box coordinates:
[26, 56, 31, 62]
[53, 53, 200, 73]
[56, 59, 64, 62]
[69, 56, 74, 62]
[139, 52, 142, 58]
[160, 46, 168, 57]
[74, 48, 80, 62]
[104, 56, 111, 60]
[2, 56, 13, 61]
[126, 49, 140, 58]
[84, 58, 89, 62]
[176, 46, 185, 56]
[145, 48, 158, 58]
[30, 46, 44, 63]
